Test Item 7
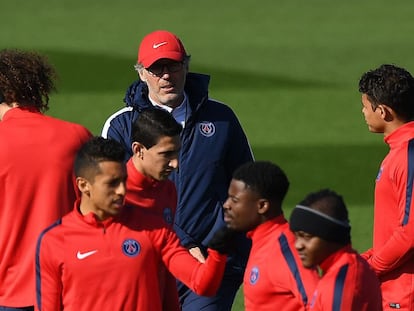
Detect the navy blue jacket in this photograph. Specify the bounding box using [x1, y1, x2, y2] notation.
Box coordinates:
[102, 73, 253, 275]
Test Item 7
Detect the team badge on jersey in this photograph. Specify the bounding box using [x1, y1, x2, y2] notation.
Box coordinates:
[163, 207, 173, 226]
[249, 266, 259, 285]
[199, 122, 215, 137]
[122, 239, 140, 257]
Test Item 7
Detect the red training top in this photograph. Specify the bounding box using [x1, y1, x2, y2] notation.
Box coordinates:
[362, 121, 414, 310]
[35, 202, 226, 311]
[125, 158, 180, 311]
[0, 107, 91, 307]
[243, 216, 318, 311]
[309, 245, 382, 311]
[125, 158, 177, 226]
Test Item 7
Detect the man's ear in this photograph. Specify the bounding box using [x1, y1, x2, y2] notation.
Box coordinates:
[132, 142, 145, 159]
[257, 199, 270, 215]
[138, 69, 146, 83]
[378, 104, 394, 122]
[76, 177, 90, 196]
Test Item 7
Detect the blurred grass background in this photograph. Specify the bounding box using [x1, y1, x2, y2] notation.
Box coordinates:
[3, 0, 414, 309]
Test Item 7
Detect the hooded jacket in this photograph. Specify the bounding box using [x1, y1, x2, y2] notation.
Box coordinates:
[102, 73, 253, 275]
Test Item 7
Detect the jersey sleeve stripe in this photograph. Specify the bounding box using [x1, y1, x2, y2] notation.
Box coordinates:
[278, 233, 308, 305]
[101, 106, 134, 138]
[35, 219, 62, 310]
[403, 139, 414, 225]
[332, 264, 349, 311]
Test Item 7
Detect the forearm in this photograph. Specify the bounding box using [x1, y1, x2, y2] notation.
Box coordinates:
[168, 247, 226, 296]
[367, 228, 414, 275]
[188, 249, 227, 296]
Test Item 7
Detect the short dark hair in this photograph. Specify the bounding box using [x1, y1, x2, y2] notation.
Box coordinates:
[299, 188, 349, 223]
[132, 108, 182, 148]
[232, 161, 289, 208]
[74, 136, 126, 180]
[358, 64, 414, 121]
[0, 49, 57, 112]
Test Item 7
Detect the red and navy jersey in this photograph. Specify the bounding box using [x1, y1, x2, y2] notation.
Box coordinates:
[310, 246, 382, 311]
[243, 216, 318, 310]
[125, 158, 179, 311]
[0, 107, 91, 307]
[362, 121, 414, 310]
[35, 202, 226, 311]
[125, 158, 177, 227]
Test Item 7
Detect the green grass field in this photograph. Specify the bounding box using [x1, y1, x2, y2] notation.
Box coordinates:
[3, 0, 414, 309]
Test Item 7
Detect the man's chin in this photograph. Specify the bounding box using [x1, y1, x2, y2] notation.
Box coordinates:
[224, 221, 238, 231]
[160, 94, 181, 107]
[110, 205, 123, 214]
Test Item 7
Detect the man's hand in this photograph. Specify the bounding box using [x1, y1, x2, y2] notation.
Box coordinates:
[207, 226, 237, 254]
[189, 246, 206, 263]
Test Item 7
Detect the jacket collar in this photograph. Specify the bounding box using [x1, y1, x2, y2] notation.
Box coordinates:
[123, 72, 210, 113]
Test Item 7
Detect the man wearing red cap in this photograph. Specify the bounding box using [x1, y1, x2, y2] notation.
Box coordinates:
[101, 30, 253, 310]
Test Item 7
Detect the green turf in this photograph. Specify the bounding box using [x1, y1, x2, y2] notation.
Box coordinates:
[3, 1, 414, 309]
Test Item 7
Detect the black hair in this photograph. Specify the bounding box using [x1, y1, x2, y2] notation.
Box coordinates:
[232, 161, 289, 208]
[74, 136, 126, 179]
[299, 188, 349, 223]
[132, 108, 182, 148]
[359, 64, 414, 121]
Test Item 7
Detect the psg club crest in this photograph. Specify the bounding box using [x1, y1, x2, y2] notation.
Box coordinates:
[249, 266, 259, 285]
[122, 239, 140, 257]
[199, 122, 215, 137]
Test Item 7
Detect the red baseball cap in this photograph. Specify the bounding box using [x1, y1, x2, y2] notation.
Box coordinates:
[138, 30, 187, 68]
